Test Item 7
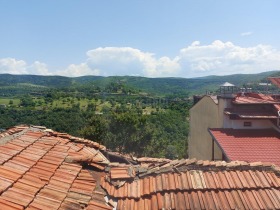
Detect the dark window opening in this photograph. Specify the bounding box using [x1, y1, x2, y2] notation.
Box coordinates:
[244, 122, 252, 127]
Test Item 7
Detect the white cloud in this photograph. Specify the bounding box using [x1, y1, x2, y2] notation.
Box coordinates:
[82, 47, 180, 77]
[0, 58, 28, 74]
[241, 31, 253, 36]
[57, 47, 180, 77]
[178, 40, 280, 77]
[28, 61, 51, 75]
[0, 58, 52, 75]
[191, 41, 200, 46]
[1, 41, 280, 78]
[58, 63, 100, 77]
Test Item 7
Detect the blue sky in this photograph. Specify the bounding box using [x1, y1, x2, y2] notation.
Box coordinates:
[0, 0, 279, 78]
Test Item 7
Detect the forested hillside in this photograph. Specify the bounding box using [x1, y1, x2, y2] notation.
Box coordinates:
[0, 70, 277, 96]
[0, 71, 278, 159]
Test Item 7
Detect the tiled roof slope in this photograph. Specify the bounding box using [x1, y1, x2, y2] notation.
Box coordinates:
[2, 126, 280, 209]
[101, 159, 280, 210]
[234, 93, 279, 104]
[209, 128, 280, 166]
[0, 125, 111, 210]
[269, 77, 280, 89]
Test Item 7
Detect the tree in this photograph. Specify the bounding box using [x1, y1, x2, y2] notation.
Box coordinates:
[80, 115, 108, 144]
[20, 95, 35, 107]
[87, 103, 96, 111]
[108, 111, 152, 156]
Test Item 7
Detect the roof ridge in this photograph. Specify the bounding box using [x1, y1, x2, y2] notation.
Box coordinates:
[105, 158, 280, 180]
[0, 126, 38, 145]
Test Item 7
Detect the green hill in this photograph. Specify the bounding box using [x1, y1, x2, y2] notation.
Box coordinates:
[0, 71, 278, 96]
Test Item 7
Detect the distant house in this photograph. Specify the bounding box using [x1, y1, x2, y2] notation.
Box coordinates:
[188, 81, 280, 164]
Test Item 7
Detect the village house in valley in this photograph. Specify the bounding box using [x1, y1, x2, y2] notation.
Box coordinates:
[189, 77, 280, 165]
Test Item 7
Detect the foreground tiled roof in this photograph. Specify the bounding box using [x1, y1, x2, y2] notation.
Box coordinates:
[101, 159, 280, 210]
[2, 125, 280, 209]
[0, 125, 110, 210]
[209, 128, 280, 166]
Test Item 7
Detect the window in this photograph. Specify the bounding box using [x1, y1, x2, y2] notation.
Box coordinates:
[244, 122, 252, 127]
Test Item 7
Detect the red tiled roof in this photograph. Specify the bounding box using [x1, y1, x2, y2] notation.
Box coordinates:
[101, 159, 280, 210]
[269, 77, 280, 88]
[0, 125, 110, 209]
[234, 94, 278, 104]
[209, 128, 280, 165]
[274, 104, 280, 112]
[2, 125, 280, 209]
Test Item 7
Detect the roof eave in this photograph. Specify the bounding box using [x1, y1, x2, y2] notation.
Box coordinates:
[208, 128, 231, 162]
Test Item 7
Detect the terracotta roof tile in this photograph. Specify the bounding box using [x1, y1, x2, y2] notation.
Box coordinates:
[0, 197, 24, 210]
[233, 92, 280, 104]
[0, 177, 13, 194]
[209, 128, 280, 166]
[99, 157, 280, 209]
[1, 188, 34, 207]
[0, 125, 111, 209]
[110, 165, 136, 180]
[58, 199, 81, 210]
[3, 125, 280, 209]
[86, 200, 112, 210]
[0, 152, 11, 164]
[269, 77, 280, 88]
[18, 175, 45, 189]
[0, 165, 22, 181]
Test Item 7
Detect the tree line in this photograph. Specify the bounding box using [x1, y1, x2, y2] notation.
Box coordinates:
[0, 97, 190, 159]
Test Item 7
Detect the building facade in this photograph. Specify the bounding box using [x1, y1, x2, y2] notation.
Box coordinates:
[188, 82, 280, 162]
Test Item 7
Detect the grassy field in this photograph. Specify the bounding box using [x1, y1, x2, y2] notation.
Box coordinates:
[0, 98, 20, 106]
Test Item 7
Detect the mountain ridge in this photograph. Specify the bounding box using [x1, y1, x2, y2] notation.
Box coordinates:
[0, 70, 279, 95]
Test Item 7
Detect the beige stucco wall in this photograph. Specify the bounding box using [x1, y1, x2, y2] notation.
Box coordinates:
[188, 96, 223, 160]
[223, 115, 275, 129]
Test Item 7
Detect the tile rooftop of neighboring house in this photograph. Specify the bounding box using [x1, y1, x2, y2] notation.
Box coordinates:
[269, 77, 280, 89]
[233, 93, 279, 104]
[2, 125, 280, 209]
[209, 128, 280, 166]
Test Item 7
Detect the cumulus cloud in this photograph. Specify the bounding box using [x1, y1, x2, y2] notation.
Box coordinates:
[1, 41, 280, 78]
[83, 47, 180, 77]
[0, 58, 28, 74]
[28, 61, 51, 75]
[178, 40, 280, 77]
[58, 63, 100, 77]
[0, 58, 51, 75]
